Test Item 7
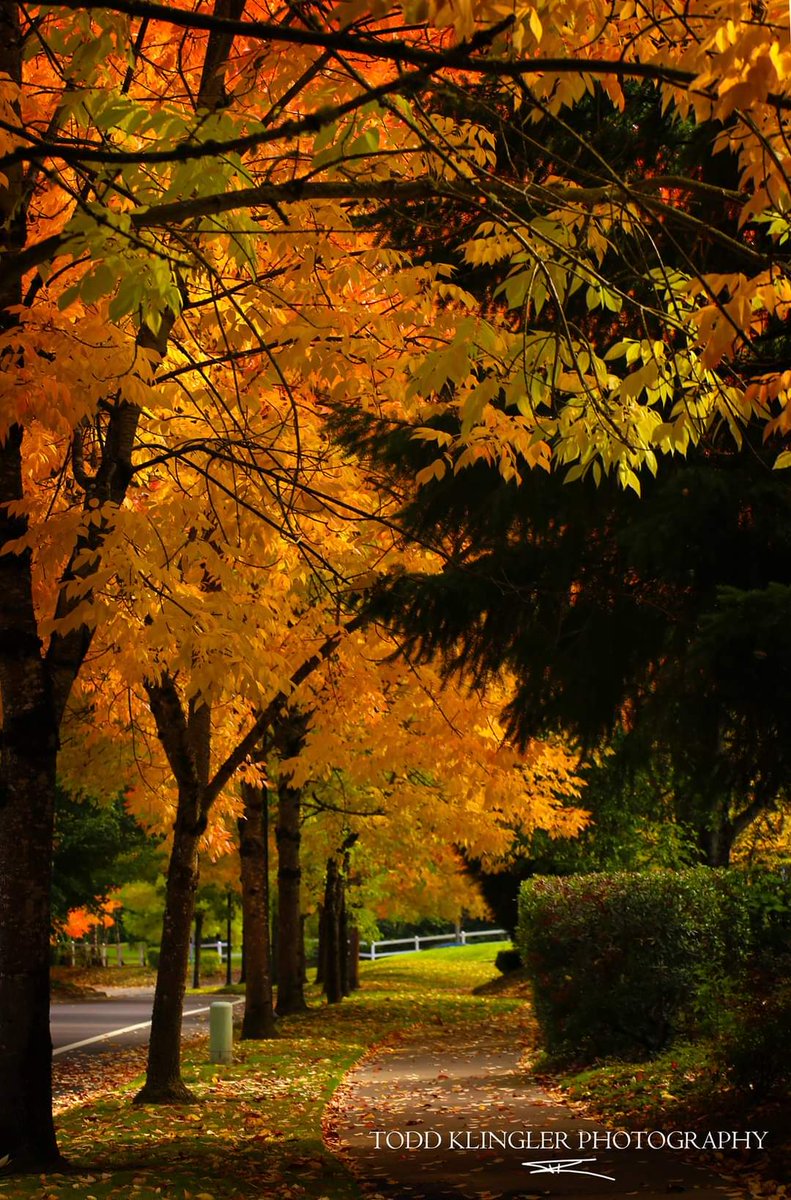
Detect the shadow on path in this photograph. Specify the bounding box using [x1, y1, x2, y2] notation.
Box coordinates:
[327, 1023, 747, 1200]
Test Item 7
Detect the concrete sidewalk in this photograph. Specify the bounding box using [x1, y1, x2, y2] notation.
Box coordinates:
[327, 1024, 746, 1200]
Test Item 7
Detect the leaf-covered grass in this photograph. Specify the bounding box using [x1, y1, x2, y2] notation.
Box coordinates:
[540, 1039, 791, 1191]
[52, 963, 157, 993]
[6, 943, 513, 1199]
[547, 1040, 723, 1127]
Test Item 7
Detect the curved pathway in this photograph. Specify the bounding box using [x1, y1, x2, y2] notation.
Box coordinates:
[327, 1022, 745, 1200]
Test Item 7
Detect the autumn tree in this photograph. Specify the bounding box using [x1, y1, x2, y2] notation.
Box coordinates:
[0, 0, 515, 1157]
[5, 0, 791, 1171]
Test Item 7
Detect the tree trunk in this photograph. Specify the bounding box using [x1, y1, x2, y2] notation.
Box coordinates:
[192, 909, 203, 990]
[135, 682, 213, 1102]
[0, 0, 60, 1170]
[699, 825, 732, 867]
[134, 798, 201, 1103]
[270, 903, 278, 985]
[315, 903, 326, 987]
[275, 775, 307, 1014]
[0, 725, 60, 1169]
[697, 796, 734, 868]
[299, 913, 308, 984]
[348, 927, 360, 991]
[339, 875, 350, 998]
[323, 858, 342, 1005]
[238, 783, 276, 1039]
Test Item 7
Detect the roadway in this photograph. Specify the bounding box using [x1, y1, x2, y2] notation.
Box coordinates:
[51, 989, 243, 1059]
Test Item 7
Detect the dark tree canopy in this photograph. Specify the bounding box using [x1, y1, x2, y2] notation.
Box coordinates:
[334, 400, 791, 865]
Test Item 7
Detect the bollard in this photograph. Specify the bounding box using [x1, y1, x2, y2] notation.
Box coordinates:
[209, 1001, 234, 1064]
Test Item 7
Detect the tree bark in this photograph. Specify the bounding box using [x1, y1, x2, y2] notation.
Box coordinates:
[0, 676, 60, 1168]
[135, 680, 209, 1102]
[275, 774, 307, 1014]
[134, 797, 201, 1103]
[323, 858, 342, 1005]
[192, 909, 203, 990]
[339, 874, 350, 998]
[299, 913, 308, 985]
[315, 902, 326, 987]
[0, 1, 61, 1169]
[699, 824, 732, 868]
[238, 782, 276, 1038]
[348, 927, 360, 991]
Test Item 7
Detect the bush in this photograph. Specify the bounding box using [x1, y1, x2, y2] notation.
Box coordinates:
[148, 947, 224, 977]
[194, 950, 222, 977]
[494, 948, 523, 974]
[734, 869, 791, 960]
[716, 983, 791, 1098]
[517, 869, 750, 1062]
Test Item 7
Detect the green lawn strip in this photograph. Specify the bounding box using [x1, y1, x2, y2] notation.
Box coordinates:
[3, 943, 515, 1200]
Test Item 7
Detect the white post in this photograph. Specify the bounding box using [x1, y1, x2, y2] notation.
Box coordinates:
[414, 935, 420, 951]
[216, 938, 223, 961]
[209, 1001, 233, 1064]
[69, 940, 75, 967]
[371, 942, 376, 961]
[460, 930, 467, 945]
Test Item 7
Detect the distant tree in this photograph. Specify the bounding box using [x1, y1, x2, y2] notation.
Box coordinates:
[52, 788, 161, 929]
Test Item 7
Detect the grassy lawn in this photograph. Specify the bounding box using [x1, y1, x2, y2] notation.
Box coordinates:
[6, 943, 516, 1200]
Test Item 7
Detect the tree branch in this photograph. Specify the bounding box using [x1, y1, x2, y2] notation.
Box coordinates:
[203, 611, 367, 809]
[144, 671, 200, 792]
[6, 173, 770, 283]
[46, 1, 702, 92]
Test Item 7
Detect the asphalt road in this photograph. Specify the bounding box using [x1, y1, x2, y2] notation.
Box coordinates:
[51, 990, 243, 1058]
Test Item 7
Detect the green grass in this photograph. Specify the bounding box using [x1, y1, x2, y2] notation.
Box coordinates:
[4, 943, 514, 1200]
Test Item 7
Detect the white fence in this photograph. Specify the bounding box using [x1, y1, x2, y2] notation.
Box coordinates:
[191, 940, 235, 962]
[359, 928, 508, 961]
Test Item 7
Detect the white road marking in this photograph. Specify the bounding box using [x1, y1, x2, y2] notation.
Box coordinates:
[53, 998, 244, 1056]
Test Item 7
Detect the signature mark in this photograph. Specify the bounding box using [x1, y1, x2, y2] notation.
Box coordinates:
[522, 1157, 616, 1182]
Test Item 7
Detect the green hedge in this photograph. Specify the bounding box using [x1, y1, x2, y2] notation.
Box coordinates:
[147, 947, 224, 976]
[517, 868, 791, 1062]
[194, 950, 223, 977]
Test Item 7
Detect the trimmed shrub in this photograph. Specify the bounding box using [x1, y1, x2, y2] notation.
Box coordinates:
[517, 869, 750, 1062]
[494, 948, 523, 974]
[716, 980, 791, 1097]
[148, 947, 224, 976]
[194, 951, 222, 977]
